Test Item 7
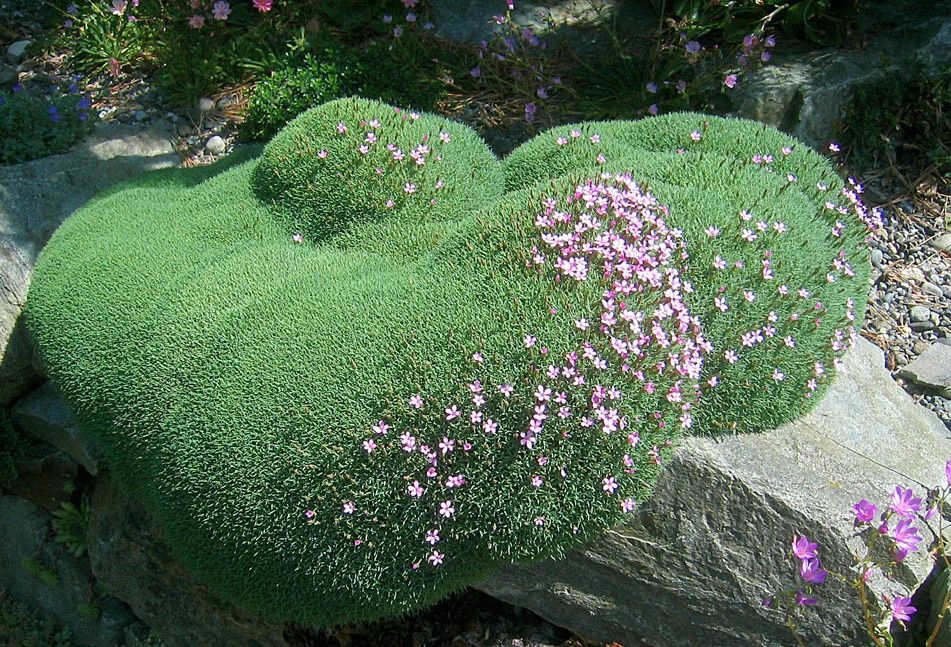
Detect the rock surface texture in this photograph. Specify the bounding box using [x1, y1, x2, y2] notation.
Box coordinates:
[900, 342, 951, 399]
[730, 2, 951, 147]
[87, 474, 290, 647]
[0, 122, 178, 406]
[11, 382, 99, 475]
[476, 338, 951, 646]
[0, 495, 137, 646]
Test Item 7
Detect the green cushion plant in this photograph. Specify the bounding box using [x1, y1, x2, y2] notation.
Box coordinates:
[25, 98, 876, 628]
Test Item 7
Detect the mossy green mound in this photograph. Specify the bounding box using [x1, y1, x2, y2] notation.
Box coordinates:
[25, 103, 875, 628]
[253, 97, 503, 250]
[503, 114, 877, 432]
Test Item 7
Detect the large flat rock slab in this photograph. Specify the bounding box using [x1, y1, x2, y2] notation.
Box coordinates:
[0, 123, 179, 405]
[476, 338, 951, 646]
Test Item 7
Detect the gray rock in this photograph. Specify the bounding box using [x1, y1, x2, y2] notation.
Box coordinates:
[477, 339, 951, 647]
[912, 321, 937, 332]
[0, 122, 178, 406]
[912, 305, 933, 322]
[0, 61, 14, 85]
[6, 441, 77, 511]
[197, 97, 215, 113]
[205, 135, 226, 155]
[870, 248, 884, 269]
[11, 382, 99, 475]
[924, 281, 946, 298]
[899, 343, 951, 398]
[920, 19, 951, 74]
[216, 96, 236, 109]
[88, 474, 290, 647]
[6, 39, 31, 63]
[932, 233, 951, 253]
[134, 110, 148, 122]
[730, 4, 951, 147]
[0, 495, 137, 647]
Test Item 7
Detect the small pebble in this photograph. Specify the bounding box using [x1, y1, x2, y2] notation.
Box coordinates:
[871, 248, 884, 269]
[912, 321, 936, 332]
[930, 233, 951, 253]
[134, 110, 147, 122]
[206, 135, 226, 155]
[911, 305, 932, 322]
[198, 97, 215, 113]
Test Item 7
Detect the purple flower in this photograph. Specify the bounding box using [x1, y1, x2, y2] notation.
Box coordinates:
[889, 518, 922, 557]
[723, 74, 738, 89]
[393, 25, 404, 37]
[798, 558, 826, 585]
[524, 102, 537, 123]
[48, 105, 61, 123]
[645, 81, 658, 93]
[648, 104, 658, 116]
[405, 11, 417, 22]
[469, 66, 481, 78]
[685, 40, 701, 54]
[211, 0, 230, 20]
[852, 499, 877, 524]
[891, 596, 916, 624]
[536, 86, 548, 99]
[795, 590, 818, 606]
[945, 458, 951, 486]
[792, 535, 818, 560]
[890, 486, 922, 518]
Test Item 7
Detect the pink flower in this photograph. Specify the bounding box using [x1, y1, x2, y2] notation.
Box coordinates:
[723, 74, 738, 89]
[890, 486, 922, 518]
[372, 420, 390, 435]
[444, 407, 460, 422]
[252, 0, 272, 11]
[110, 0, 127, 15]
[407, 481, 425, 497]
[409, 394, 423, 408]
[428, 550, 444, 566]
[362, 439, 376, 453]
[425, 529, 440, 545]
[188, 14, 205, 28]
[602, 476, 618, 494]
[439, 500, 455, 518]
[891, 596, 916, 625]
[342, 501, 355, 514]
[212, 0, 230, 20]
[438, 436, 455, 454]
[690, 131, 702, 141]
[621, 498, 636, 512]
[792, 535, 818, 560]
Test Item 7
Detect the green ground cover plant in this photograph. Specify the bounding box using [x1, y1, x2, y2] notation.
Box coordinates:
[0, 589, 72, 647]
[25, 97, 877, 628]
[0, 81, 95, 165]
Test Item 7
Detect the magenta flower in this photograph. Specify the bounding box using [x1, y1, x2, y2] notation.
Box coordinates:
[211, 0, 230, 20]
[889, 518, 922, 556]
[798, 558, 826, 585]
[407, 481, 425, 498]
[891, 596, 916, 624]
[792, 535, 818, 560]
[852, 499, 877, 523]
[252, 0, 272, 12]
[890, 486, 922, 518]
[723, 74, 738, 89]
[795, 590, 818, 606]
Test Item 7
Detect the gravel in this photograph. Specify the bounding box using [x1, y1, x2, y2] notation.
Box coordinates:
[862, 194, 951, 433]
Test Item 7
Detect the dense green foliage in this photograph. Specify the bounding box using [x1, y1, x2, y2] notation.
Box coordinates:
[0, 84, 95, 165]
[0, 589, 72, 647]
[843, 67, 951, 178]
[26, 102, 873, 628]
[242, 43, 447, 142]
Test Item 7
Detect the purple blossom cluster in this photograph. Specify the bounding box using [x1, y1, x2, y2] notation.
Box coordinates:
[775, 461, 951, 641]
